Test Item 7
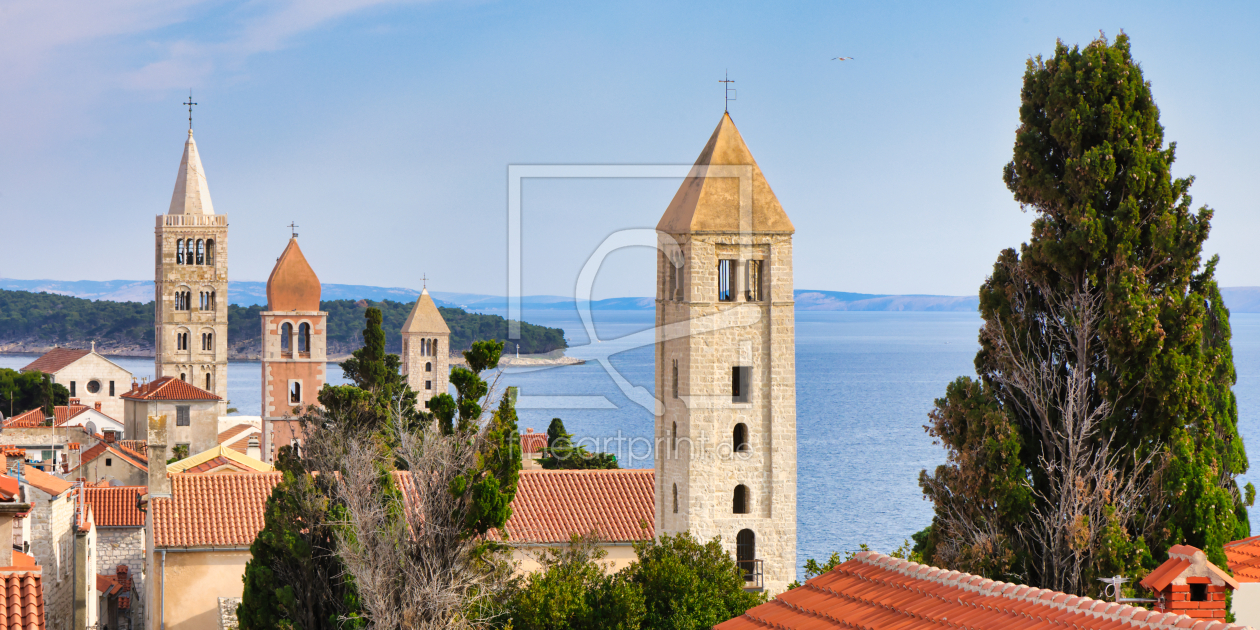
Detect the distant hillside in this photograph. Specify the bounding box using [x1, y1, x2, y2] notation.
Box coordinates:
[0, 289, 567, 359]
[8, 278, 1260, 313]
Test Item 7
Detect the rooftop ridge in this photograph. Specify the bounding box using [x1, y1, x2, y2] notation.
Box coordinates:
[849, 551, 1248, 629]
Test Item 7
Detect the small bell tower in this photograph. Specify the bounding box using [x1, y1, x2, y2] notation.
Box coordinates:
[401, 286, 451, 408]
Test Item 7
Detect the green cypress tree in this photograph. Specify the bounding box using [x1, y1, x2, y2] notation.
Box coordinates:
[920, 33, 1252, 594]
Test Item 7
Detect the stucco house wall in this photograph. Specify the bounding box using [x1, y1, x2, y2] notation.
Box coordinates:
[511, 544, 637, 575]
[48, 353, 132, 420]
[150, 549, 250, 630]
[124, 399, 218, 456]
[81, 454, 147, 486]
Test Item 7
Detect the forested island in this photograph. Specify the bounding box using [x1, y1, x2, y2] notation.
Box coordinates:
[0, 289, 567, 359]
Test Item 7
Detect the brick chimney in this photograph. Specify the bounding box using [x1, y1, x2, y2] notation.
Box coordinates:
[94, 401, 101, 412]
[146, 413, 171, 497]
[1140, 545, 1239, 621]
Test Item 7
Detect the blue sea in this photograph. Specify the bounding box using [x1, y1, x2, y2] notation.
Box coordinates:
[5, 310, 1259, 578]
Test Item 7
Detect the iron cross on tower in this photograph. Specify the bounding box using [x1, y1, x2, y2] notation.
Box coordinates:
[183, 91, 197, 130]
[719, 72, 736, 112]
[288, 222, 299, 238]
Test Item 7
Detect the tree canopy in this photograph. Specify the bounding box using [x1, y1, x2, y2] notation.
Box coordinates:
[918, 33, 1252, 596]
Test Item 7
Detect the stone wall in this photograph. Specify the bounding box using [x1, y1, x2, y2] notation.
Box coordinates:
[28, 486, 75, 630]
[154, 214, 229, 409]
[52, 352, 132, 419]
[402, 330, 449, 408]
[97, 527, 146, 630]
[655, 232, 797, 594]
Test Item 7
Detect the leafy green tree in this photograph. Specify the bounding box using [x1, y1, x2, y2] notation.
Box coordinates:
[238, 447, 364, 630]
[510, 534, 645, 630]
[920, 33, 1252, 595]
[0, 368, 68, 418]
[331, 307, 421, 434]
[628, 533, 764, 630]
[540, 417, 619, 470]
[430, 339, 502, 435]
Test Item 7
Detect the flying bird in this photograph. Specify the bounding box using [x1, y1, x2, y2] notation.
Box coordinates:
[832, 56, 854, 61]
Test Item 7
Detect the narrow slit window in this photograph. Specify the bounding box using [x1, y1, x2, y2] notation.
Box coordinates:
[196, 239, 204, 264]
[671, 359, 679, 399]
[205, 373, 211, 390]
[290, 381, 302, 404]
[733, 484, 749, 514]
[718, 259, 733, 302]
[671, 421, 677, 456]
[734, 423, 749, 452]
[667, 259, 676, 301]
[206, 240, 214, 265]
[672, 483, 678, 513]
[176, 239, 184, 264]
[746, 260, 763, 301]
[732, 366, 750, 403]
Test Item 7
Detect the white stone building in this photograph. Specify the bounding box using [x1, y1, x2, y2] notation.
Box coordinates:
[21, 345, 132, 419]
[654, 112, 797, 594]
[154, 129, 229, 409]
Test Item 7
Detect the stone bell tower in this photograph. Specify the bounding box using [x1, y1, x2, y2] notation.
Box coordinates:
[260, 236, 327, 461]
[154, 129, 229, 409]
[401, 288, 451, 408]
[654, 112, 797, 594]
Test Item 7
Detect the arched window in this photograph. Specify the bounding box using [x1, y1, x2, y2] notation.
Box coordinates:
[672, 483, 678, 513]
[196, 239, 204, 264]
[180, 372, 186, 382]
[433, 338, 438, 355]
[206, 332, 212, 349]
[290, 381, 301, 404]
[206, 240, 214, 265]
[185, 240, 194, 265]
[281, 323, 292, 353]
[671, 421, 677, 457]
[736, 529, 756, 577]
[176, 239, 184, 264]
[205, 373, 212, 390]
[425, 361, 432, 372]
[299, 323, 311, 354]
[733, 484, 749, 514]
[210, 291, 216, 309]
[733, 423, 749, 452]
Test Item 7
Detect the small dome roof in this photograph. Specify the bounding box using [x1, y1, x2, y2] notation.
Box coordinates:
[266, 238, 321, 311]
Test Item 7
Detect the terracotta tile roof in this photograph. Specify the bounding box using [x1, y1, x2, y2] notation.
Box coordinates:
[97, 573, 120, 597]
[717, 552, 1249, 630]
[0, 448, 23, 459]
[498, 469, 654, 543]
[119, 376, 221, 401]
[520, 429, 547, 455]
[0, 477, 17, 503]
[178, 456, 248, 474]
[70, 444, 148, 475]
[117, 441, 147, 457]
[166, 445, 271, 474]
[217, 424, 255, 445]
[1226, 536, 1260, 583]
[20, 347, 90, 374]
[52, 404, 89, 427]
[2, 410, 45, 429]
[218, 425, 261, 455]
[20, 466, 72, 497]
[152, 473, 282, 548]
[0, 571, 45, 630]
[81, 487, 145, 527]
[1139, 544, 1239, 592]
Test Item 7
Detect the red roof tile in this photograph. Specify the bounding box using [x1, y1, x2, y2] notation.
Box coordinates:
[2, 409, 45, 429]
[0, 570, 45, 630]
[0, 477, 17, 503]
[52, 404, 89, 427]
[152, 473, 282, 547]
[178, 456, 259, 474]
[498, 469, 654, 543]
[119, 376, 221, 401]
[21, 347, 90, 374]
[117, 441, 147, 457]
[20, 466, 72, 497]
[1227, 535, 1260, 583]
[520, 429, 547, 455]
[217, 424, 255, 445]
[97, 573, 119, 596]
[81, 487, 145, 527]
[71, 443, 147, 474]
[718, 552, 1249, 630]
[1140, 544, 1240, 592]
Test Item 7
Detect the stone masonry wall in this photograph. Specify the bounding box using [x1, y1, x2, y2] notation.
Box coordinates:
[97, 527, 146, 630]
[29, 487, 75, 630]
[655, 232, 796, 595]
[155, 214, 229, 409]
[402, 331, 449, 407]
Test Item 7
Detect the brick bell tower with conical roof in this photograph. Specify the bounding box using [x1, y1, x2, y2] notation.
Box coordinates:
[154, 129, 229, 409]
[655, 112, 797, 594]
[260, 236, 327, 461]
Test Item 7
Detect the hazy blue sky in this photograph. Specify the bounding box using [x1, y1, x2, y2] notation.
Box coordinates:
[1, 1, 1257, 299]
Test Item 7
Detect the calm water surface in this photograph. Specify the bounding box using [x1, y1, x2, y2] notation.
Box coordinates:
[5, 310, 1259, 578]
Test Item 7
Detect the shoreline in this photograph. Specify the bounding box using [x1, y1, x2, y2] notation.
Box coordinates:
[0, 347, 584, 367]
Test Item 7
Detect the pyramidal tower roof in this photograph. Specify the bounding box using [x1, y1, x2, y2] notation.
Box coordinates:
[266, 238, 321, 311]
[657, 112, 793, 234]
[168, 129, 215, 215]
[403, 288, 451, 334]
